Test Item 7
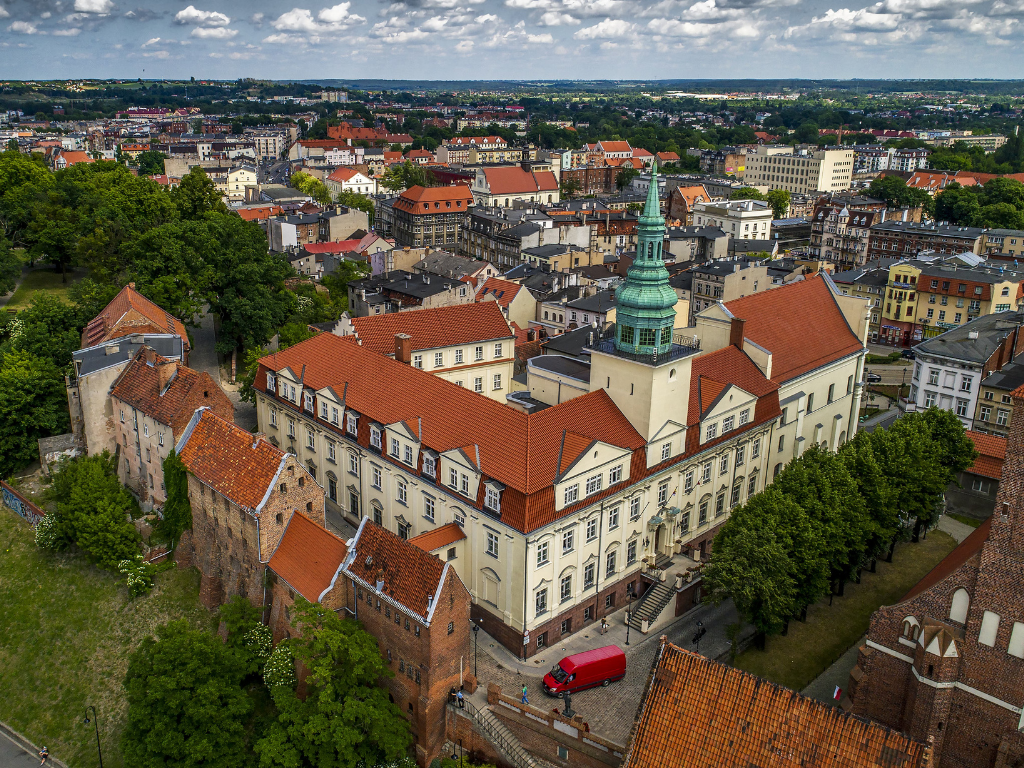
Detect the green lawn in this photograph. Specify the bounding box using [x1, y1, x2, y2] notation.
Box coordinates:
[5, 268, 88, 311]
[947, 513, 984, 529]
[0, 505, 213, 768]
[733, 532, 958, 691]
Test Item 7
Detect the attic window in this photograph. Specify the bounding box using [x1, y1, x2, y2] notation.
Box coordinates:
[365, 555, 373, 566]
[423, 203, 429, 210]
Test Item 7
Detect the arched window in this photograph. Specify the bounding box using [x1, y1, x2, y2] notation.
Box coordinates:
[950, 588, 970, 624]
[902, 616, 920, 641]
[839, 431, 847, 446]
[371, 500, 384, 527]
[773, 463, 782, 478]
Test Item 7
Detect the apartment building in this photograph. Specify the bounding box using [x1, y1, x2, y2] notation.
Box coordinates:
[974, 356, 1024, 437]
[692, 199, 773, 241]
[832, 264, 890, 343]
[980, 228, 1024, 258]
[459, 207, 590, 268]
[557, 165, 616, 196]
[436, 136, 521, 165]
[663, 225, 729, 262]
[391, 185, 473, 249]
[809, 204, 881, 270]
[325, 166, 377, 197]
[698, 148, 746, 178]
[907, 311, 1024, 428]
[245, 129, 289, 160]
[866, 221, 985, 262]
[250, 176, 867, 658]
[743, 145, 854, 194]
[470, 166, 560, 207]
[914, 264, 1024, 339]
[688, 259, 769, 324]
[327, 302, 516, 401]
[347, 270, 475, 317]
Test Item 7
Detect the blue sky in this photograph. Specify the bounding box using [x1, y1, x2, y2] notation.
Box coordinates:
[1, 0, 1022, 81]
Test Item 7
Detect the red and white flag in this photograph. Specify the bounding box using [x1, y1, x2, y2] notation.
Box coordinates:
[833, 686, 842, 701]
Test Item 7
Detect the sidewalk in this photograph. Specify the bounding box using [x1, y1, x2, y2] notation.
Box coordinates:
[0, 722, 68, 768]
[472, 598, 746, 746]
[801, 636, 865, 706]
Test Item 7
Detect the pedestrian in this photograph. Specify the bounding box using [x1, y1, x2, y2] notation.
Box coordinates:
[449, 687, 456, 705]
[600, 617, 608, 635]
[521, 684, 529, 705]
[457, 688, 464, 709]
[39, 747, 48, 766]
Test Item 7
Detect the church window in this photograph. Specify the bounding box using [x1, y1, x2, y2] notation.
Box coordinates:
[639, 328, 656, 346]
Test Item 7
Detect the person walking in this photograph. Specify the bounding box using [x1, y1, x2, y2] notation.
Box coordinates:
[39, 747, 48, 766]
[521, 684, 529, 705]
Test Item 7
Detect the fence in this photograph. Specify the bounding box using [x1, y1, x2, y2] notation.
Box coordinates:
[1, 481, 45, 526]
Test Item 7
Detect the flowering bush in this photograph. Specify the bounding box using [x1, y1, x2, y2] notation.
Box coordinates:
[263, 644, 296, 690]
[34, 514, 64, 550]
[118, 555, 156, 598]
[245, 624, 273, 663]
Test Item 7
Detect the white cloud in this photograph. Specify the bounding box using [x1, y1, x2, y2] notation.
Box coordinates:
[251, 12, 264, 22]
[175, 6, 230, 25]
[263, 32, 307, 43]
[74, 0, 114, 13]
[141, 37, 160, 46]
[455, 38, 474, 49]
[539, 11, 581, 23]
[41, 11, 52, 19]
[271, 4, 365, 33]
[52, 27, 82, 35]
[0, 6, 9, 18]
[528, 31, 554, 40]
[191, 26, 237, 37]
[990, 0, 1024, 14]
[574, 17, 634, 36]
[143, 49, 172, 58]
[8, 20, 39, 33]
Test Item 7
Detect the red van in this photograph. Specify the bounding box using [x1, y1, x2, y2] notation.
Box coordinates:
[542, 645, 626, 695]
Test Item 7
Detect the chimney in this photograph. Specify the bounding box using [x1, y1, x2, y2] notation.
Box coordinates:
[729, 317, 746, 351]
[395, 333, 413, 364]
[128, 281, 136, 290]
[527, 328, 537, 342]
[157, 359, 178, 391]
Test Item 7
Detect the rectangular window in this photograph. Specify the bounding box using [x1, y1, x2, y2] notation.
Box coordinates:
[980, 406, 992, 421]
[270, 409, 277, 427]
[537, 541, 549, 566]
[925, 391, 937, 408]
[486, 531, 498, 557]
[331, 406, 339, 425]
[997, 409, 1010, 426]
[434, 352, 443, 368]
[748, 474, 757, 496]
[493, 374, 502, 391]
[413, 354, 423, 369]
[584, 563, 595, 590]
[739, 408, 750, 425]
[658, 482, 668, 506]
[535, 588, 548, 616]
[158, 431, 164, 446]
[474, 377, 483, 393]
[423, 456, 435, 478]
[306, 429, 315, 449]
[827, 383, 835, 404]
[460, 473, 469, 495]
[626, 540, 637, 565]
[403, 445, 413, 465]
[731, 482, 741, 507]
[735, 445, 745, 466]
[630, 496, 641, 520]
[424, 495, 435, 522]
[390, 437, 400, 458]
[723, 415, 735, 433]
[372, 466, 382, 489]
[585, 474, 602, 496]
[928, 369, 939, 385]
[475, 345, 484, 361]
[485, 487, 501, 512]
[960, 376, 972, 392]
[562, 529, 574, 554]
[661, 442, 671, 461]
[494, 342, 502, 358]
[955, 399, 969, 418]
[778, 434, 785, 452]
[560, 575, 572, 603]
[684, 470, 694, 492]
[605, 550, 616, 575]
[328, 441, 337, 462]
[720, 454, 729, 475]
[320, 401, 328, 420]
[715, 493, 726, 517]
[702, 462, 712, 483]
[347, 412, 358, 434]
[370, 427, 381, 449]
[609, 464, 623, 484]
[455, 349, 463, 364]
[586, 517, 597, 542]
[706, 422, 718, 441]
[698, 499, 708, 525]
[564, 484, 579, 506]
[288, 419, 295, 438]
[608, 505, 620, 530]
[397, 480, 407, 504]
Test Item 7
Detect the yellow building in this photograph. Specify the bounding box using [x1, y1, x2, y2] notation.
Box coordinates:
[878, 261, 923, 346]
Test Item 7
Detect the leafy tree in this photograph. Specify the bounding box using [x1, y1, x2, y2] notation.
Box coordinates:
[838, 431, 903, 561]
[380, 161, 435, 193]
[975, 203, 1024, 230]
[123, 620, 254, 768]
[136, 150, 169, 177]
[44, 452, 140, 568]
[255, 600, 412, 768]
[977, 176, 1024, 210]
[277, 322, 314, 349]
[867, 175, 933, 214]
[2, 292, 88, 371]
[335, 189, 374, 222]
[0, 235, 20, 296]
[615, 168, 638, 191]
[320, 259, 370, 310]
[766, 189, 790, 219]
[934, 183, 980, 225]
[0, 349, 70, 477]
[155, 449, 192, 549]
[559, 177, 583, 200]
[794, 121, 820, 144]
[920, 406, 978, 487]
[729, 187, 766, 202]
[291, 171, 333, 207]
[238, 345, 270, 405]
[171, 167, 228, 220]
[0, 149, 52, 246]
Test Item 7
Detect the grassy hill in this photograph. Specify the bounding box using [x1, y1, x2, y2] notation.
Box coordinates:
[0, 505, 211, 768]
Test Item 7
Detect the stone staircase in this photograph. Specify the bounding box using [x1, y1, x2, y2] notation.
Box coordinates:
[457, 697, 538, 768]
[628, 579, 676, 632]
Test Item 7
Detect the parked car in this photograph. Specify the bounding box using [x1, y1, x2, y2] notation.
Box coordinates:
[542, 645, 626, 696]
[901, 349, 916, 360]
[865, 372, 882, 383]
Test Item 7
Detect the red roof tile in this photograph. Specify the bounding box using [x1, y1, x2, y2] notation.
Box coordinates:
[480, 167, 558, 195]
[477, 277, 523, 308]
[269, 512, 348, 602]
[599, 141, 632, 154]
[724, 276, 863, 383]
[237, 205, 283, 222]
[110, 348, 233, 436]
[176, 409, 287, 513]
[393, 184, 473, 214]
[349, 302, 513, 356]
[625, 642, 926, 768]
[345, 520, 447, 621]
[82, 283, 190, 351]
[408, 522, 466, 553]
[903, 517, 992, 601]
[965, 430, 1006, 480]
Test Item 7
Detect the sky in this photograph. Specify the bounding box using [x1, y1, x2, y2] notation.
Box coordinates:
[1, 0, 1023, 82]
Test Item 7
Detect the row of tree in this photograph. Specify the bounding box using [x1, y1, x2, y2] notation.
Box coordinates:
[704, 409, 977, 645]
[729, 187, 792, 219]
[934, 176, 1024, 230]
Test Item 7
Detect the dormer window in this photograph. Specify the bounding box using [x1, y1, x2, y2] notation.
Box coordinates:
[320, 401, 328, 420]
[585, 474, 602, 496]
[390, 437, 400, 458]
[449, 468, 458, 488]
[370, 426, 382, 449]
[423, 454, 436, 478]
[266, 372, 276, 393]
[484, 484, 502, 513]
[723, 416, 735, 432]
[404, 445, 413, 465]
[303, 392, 313, 411]
[347, 412, 358, 435]
[706, 423, 718, 441]
[661, 442, 671, 461]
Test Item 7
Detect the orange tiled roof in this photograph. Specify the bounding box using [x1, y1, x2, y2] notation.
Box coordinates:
[82, 283, 190, 351]
[724, 275, 863, 383]
[599, 141, 632, 153]
[966, 430, 1006, 480]
[480, 167, 558, 195]
[350, 302, 513, 356]
[656, 151, 681, 162]
[345, 520, 448, 621]
[327, 166, 363, 182]
[257, 334, 646, 532]
[393, 184, 473, 214]
[237, 205, 283, 222]
[477, 277, 523, 308]
[110, 348, 231, 436]
[176, 409, 287, 513]
[58, 150, 95, 165]
[673, 185, 711, 207]
[268, 511, 348, 602]
[408, 522, 466, 553]
[625, 642, 926, 768]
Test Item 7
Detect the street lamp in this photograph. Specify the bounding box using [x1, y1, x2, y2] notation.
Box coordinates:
[83, 706, 103, 768]
[624, 583, 636, 646]
[692, 620, 706, 656]
[472, 622, 480, 679]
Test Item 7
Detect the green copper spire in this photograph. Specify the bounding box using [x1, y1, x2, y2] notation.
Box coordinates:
[614, 162, 678, 357]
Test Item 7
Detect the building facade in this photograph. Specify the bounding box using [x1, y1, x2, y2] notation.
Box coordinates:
[692, 199, 773, 241]
[392, 185, 473, 249]
[743, 145, 855, 194]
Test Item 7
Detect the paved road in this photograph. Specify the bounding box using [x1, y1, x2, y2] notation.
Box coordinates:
[0, 725, 59, 768]
[863, 364, 913, 386]
[802, 636, 864, 706]
[189, 309, 257, 432]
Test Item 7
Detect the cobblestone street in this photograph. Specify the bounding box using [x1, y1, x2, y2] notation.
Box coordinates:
[472, 598, 744, 745]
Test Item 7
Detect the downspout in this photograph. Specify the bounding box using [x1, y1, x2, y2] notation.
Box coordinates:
[522, 535, 529, 661]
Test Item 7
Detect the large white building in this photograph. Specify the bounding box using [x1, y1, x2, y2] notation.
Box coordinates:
[743, 145, 855, 194]
[692, 199, 774, 241]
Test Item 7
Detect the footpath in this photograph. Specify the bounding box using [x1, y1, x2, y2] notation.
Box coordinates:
[0, 722, 67, 768]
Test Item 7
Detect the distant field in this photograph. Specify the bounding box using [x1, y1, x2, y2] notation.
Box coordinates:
[5, 268, 88, 311]
[0, 504, 212, 768]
